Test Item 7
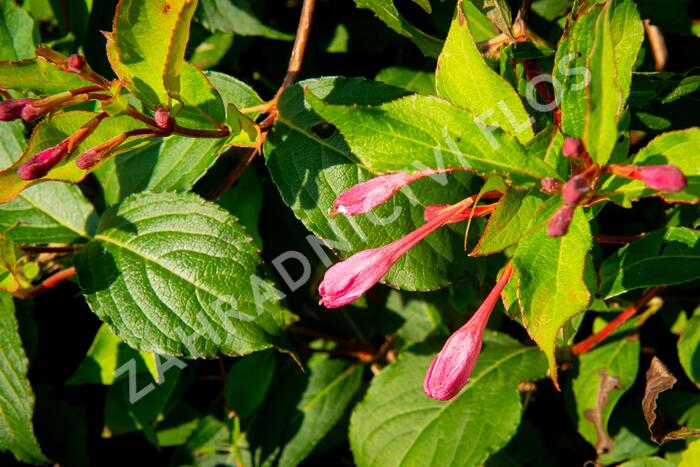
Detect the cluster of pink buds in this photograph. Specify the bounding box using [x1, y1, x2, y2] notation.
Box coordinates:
[543, 137, 687, 237]
[318, 168, 500, 308]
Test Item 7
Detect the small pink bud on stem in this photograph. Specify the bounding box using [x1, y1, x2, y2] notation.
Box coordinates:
[66, 54, 85, 72]
[562, 137, 585, 159]
[75, 134, 127, 170]
[423, 262, 514, 400]
[331, 168, 458, 216]
[154, 105, 174, 132]
[547, 205, 574, 237]
[17, 141, 70, 180]
[540, 177, 562, 193]
[607, 164, 687, 193]
[0, 98, 34, 121]
[561, 173, 592, 206]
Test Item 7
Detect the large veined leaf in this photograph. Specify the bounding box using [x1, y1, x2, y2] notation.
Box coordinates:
[0, 111, 148, 204]
[0, 58, 97, 95]
[305, 90, 559, 185]
[265, 77, 488, 291]
[436, 4, 533, 143]
[513, 209, 592, 385]
[570, 322, 640, 448]
[352, 0, 443, 57]
[111, 0, 198, 107]
[0, 233, 19, 292]
[0, 292, 48, 464]
[0, 121, 97, 243]
[74, 191, 290, 358]
[599, 128, 700, 205]
[599, 227, 700, 299]
[349, 333, 547, 466]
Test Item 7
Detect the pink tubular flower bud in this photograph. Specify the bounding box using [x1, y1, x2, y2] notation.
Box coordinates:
[75, 133, 127, 170]
[547, 205, 574, 237]
[0, 98, 34, 121]
[17, 141, 70, 180]
[424, 203, 498, 223]
[154, 105, 174, 132]
[562, 137, 585, 159]
[319, 198, 472, 308]
[424, 262, 514, 401]
[66, 54, 85, 72]
[561, 173, 591, 206]
[331, 168, 455, 216]
[632, 165, 687, 193]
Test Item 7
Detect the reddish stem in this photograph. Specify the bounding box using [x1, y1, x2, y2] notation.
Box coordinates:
[571, 287, 664, 355]
[593, 233, 646, 245]
[15, 266, 77, 299]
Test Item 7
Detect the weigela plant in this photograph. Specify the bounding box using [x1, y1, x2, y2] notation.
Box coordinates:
[0, 0, 698, 465]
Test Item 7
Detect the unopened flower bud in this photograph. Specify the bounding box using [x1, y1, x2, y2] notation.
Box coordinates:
[154, 105, 174, 132]
[75, 134, 126, 170]
[66, 54, 85, 72]
[632, 165, 687, 193]
[547, 205, 574, 237]
[540, 177, 561, 193]
[562, 173, 591, 206]
[562, 137, 585, 159]
[17, 141, 70, 180]
[0, 98, 34, 121]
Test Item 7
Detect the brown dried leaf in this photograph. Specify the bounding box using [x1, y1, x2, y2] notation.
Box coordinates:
[643, 356, 700, 444]
[584, 370, 622, 453]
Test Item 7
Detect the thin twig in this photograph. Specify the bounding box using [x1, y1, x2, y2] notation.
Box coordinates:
[593, 233, 646, 245]
[14, 266, 77, 300]
[571, 287, 665, 355]
[19, 245, 81, 254]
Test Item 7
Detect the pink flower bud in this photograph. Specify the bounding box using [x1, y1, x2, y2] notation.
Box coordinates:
[319, 199, 471, 308]
[561, 173, 591, 206]
[631, 165, 687, 193]
[540, 177, 561, 193]
[154, 105, 174, 132]
[17, 141, 70, 180]
[75, 134, 126, 170]
[66, 54, 85, 72]
[331, 168, 453, 216]
[562, 137, 584, 159]
[424, 263, 513, 400]
[547, 205, 574, 237]
[20, 103, 44, 122]
[424, 203, 497, 223]
[0, 98, 34, 121]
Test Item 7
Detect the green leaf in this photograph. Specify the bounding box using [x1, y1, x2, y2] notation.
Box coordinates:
[74, 192, 289, 358]
[513, 209, 592, 384]
[600, 128, 700, 205]
[173, 63, 226, 130]
[436, 6, 533, 143]
[679, 314, 700, 387]
[0, 111, 148, 204]
[483, 0, 513, 39]
[0, 292, 48, 464]
[0, 232, 19, 292]
[67, 324, 158, 386]
[582, 0, 642, 164]
[196, 0, 293, 40]
[249, 355, 364, 467]
[385, 290, 448, 344]
[375, 67, 436, 95]
[112, 0, 198, 107]
[619, 458, 676, 467]
[305, 91, 559, 185]
[0, 121, 98, 243]
[0, 0, 36, 61]
[570, 323, 640, 448]
[680, 439, 700, 467]
[0, 58, 96, 95]
[599, 227, 700, 299]
[349, 333, 547, 466]
[352, 0, 444, 57]
[225, 351, 276, 419]
[265, 78, 486, 291]
[471, 187, 560, 256]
